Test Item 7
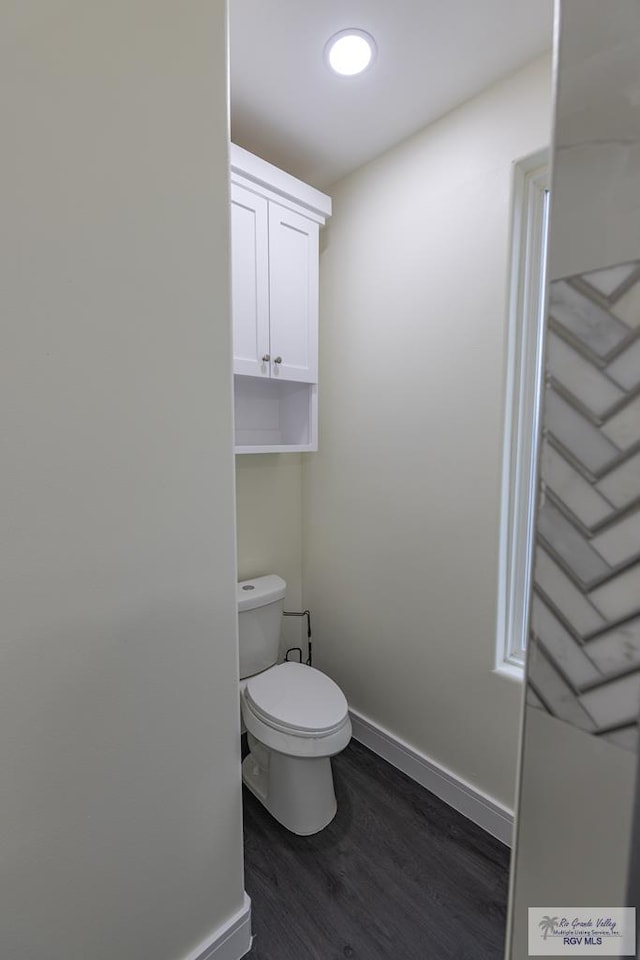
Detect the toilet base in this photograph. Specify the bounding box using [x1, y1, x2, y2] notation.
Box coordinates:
[242, 737, 338, 836]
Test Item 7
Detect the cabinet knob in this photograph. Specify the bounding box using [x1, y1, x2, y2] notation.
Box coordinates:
[274, 356, 282, 364]
[261, 354, 270, 362]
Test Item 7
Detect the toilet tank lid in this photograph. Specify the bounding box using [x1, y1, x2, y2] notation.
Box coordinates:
[237, 574, 286, 611]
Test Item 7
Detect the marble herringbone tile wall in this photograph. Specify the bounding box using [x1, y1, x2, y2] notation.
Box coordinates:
[527, 261, 640, 751]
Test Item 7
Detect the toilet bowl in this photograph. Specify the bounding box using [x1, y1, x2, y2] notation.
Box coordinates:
[237, 577, 352, 835]
[241, 662, 351, 835]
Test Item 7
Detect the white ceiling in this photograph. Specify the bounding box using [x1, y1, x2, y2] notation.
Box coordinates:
[230, 0, 554, 188]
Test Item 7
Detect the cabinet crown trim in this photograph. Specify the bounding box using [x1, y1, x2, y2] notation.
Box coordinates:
[230, 143, 331, 223]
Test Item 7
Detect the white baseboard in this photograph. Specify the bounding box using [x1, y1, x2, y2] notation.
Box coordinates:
[349, 710, 514, 847]
[182, 894, 252, 960]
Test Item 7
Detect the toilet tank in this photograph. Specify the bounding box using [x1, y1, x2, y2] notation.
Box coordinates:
[237, 575, 286, 680]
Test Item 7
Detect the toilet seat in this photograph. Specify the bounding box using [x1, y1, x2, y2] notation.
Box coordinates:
[241, 662, 352, 760]
[244, 662, 348, 738]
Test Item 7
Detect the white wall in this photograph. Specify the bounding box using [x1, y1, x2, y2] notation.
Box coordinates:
[0, 3, 247, 959]
[236, 454, 305, 656]
[302, 54, 552, 810]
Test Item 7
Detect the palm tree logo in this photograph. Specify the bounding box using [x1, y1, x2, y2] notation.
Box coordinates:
[539, 916, 559, 940]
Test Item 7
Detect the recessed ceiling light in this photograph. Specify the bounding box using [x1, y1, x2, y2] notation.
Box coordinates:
[325, 29, 376, 77]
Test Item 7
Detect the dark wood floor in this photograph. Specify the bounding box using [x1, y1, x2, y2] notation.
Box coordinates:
[242, 739, 510, 960]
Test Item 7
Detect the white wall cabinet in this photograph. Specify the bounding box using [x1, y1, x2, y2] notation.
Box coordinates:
[230, 144, 331, 453]
[230, 183, 270, 379]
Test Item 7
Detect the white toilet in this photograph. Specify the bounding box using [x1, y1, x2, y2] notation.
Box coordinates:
[238, 574, 352, 835]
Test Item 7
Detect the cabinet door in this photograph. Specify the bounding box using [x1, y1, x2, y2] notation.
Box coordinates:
[230, 183, 270, 377]
[268, 202, 319, 383]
